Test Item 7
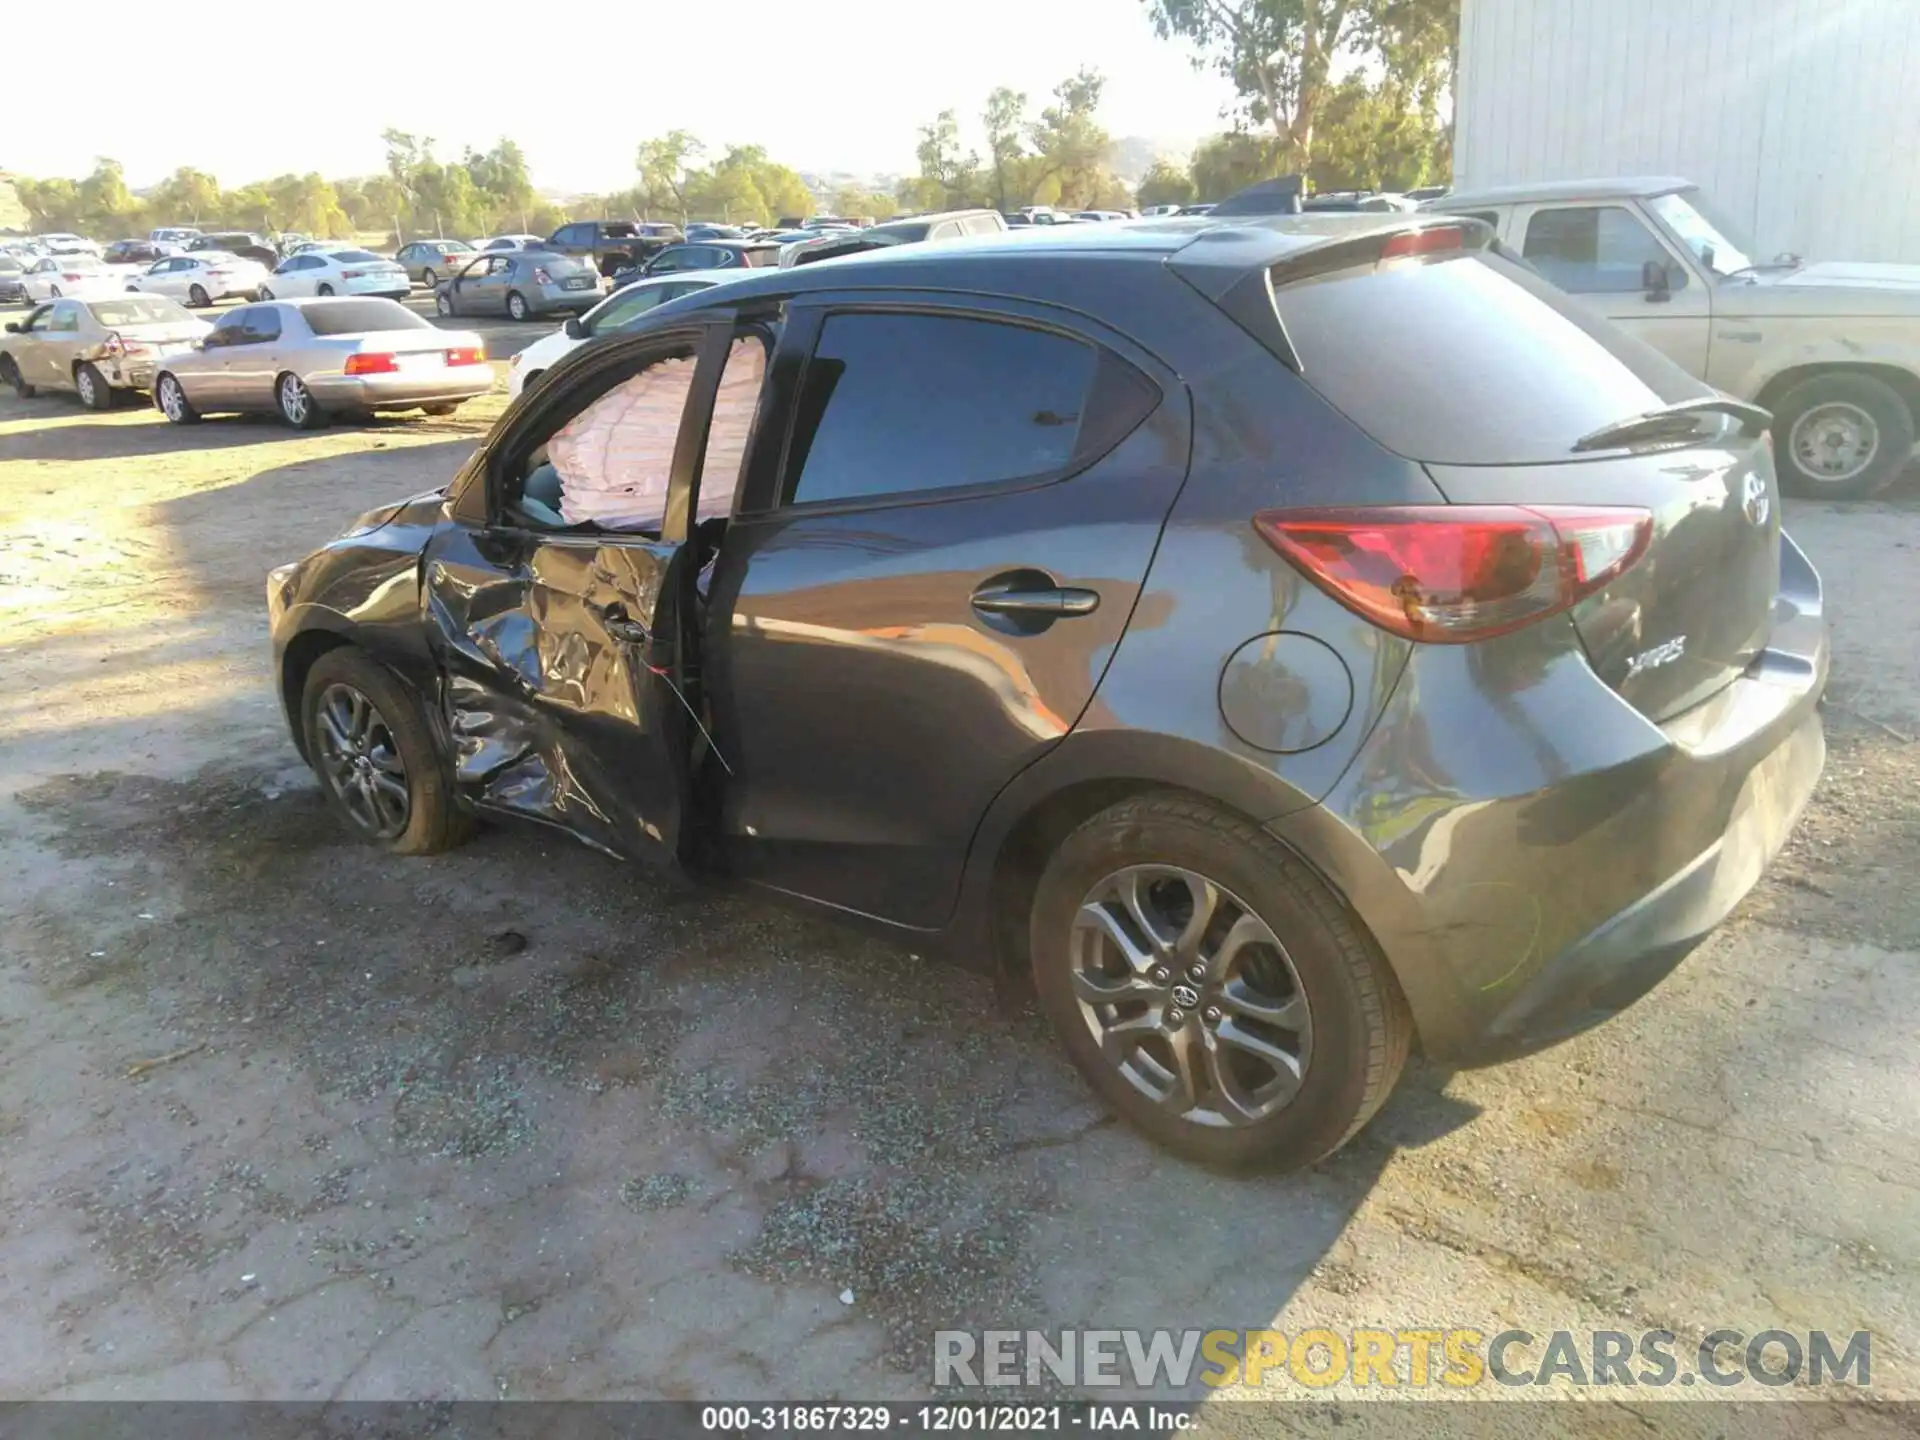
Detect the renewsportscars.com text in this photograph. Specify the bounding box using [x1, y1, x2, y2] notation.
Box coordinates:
[933, 1328, 1873, 1390]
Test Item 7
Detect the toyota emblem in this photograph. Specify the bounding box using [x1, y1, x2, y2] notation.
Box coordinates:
[1170, 983, 1202, 1009]
[1741, 472, 1771, 527]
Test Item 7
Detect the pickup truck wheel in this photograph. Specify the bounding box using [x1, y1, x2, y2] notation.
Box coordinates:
[1774, 373, 1914, 500]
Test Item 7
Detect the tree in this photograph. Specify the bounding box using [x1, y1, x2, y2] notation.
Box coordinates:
[1307, 73, 1448, 191]
[1135, 159, 1196, 208]
[1188, 131, 1284, 200]
[465, 138, 536, 232]
[16, 177, 82, 233]
[983, 86, 1030, 211]
[635, 130, 704, 221]
[911, 110, 984, 211]
[77, 158, 138, 235]
[150, 166, 222, 225]
[1027, 69, 1112, 208]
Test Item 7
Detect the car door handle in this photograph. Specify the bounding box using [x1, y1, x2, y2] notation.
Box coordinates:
[970, 582, 1100, 618]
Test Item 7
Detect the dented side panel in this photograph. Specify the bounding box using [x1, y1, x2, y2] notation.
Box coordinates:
[421, 524, 687, 865]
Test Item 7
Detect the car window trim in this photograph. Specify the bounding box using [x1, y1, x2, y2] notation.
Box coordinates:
[741, 296, 1155, 522]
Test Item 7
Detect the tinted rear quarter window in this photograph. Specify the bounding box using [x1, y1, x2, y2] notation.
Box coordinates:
[1271, 251, 1713, 465]
[782, 312, 1097, 506]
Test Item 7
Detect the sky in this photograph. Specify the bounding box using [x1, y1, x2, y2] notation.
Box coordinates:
[6, 0, 1244, 192]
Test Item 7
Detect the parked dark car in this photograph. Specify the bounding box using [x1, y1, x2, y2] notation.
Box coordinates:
[785, 209, 1007, 267]
[609, 240, 781, 285]
[102, 239, 175, 266]
[189, 232, 280, 268]
[433, 250, 601, 321]
[545, 220, 683, 278]
[266, 215, 1826, 1169]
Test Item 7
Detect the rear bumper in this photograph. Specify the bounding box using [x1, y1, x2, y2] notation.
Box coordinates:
[309, 363, 493, 409]
[1271, 530, 1830, 1066]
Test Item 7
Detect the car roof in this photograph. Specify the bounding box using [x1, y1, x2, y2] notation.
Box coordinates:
[1434, 175, 1695, 208]
[697, 211, 1452, 302]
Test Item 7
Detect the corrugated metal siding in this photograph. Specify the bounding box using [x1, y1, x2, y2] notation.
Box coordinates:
[1456, 0, 1920, 262]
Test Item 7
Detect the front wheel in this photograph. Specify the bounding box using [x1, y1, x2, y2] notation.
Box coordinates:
[258, 286, 274, 301]
[75, 361, 113, 410]
[187, 284, 210, 308]
[420, 402, 458, 416]
[49, 285, 63, 298]
[1773, 372, 1914, 500]
[155, 372, 199, 423]
[422, 267, 438, 287]
[301, 647, 473, 855]
[277, 373, 325, 429]
[506, 290, 529, 321]
[1029, 792, 1411, 1171]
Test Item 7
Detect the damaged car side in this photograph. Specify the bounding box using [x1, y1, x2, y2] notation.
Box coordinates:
[268, 220, 1827, 1169]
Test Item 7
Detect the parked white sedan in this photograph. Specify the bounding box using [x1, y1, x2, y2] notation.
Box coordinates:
[19, 255, 125, 302]
[261, 248, 410, 301]
[129, 252, 270, 307]
[505, 268, 741, 398]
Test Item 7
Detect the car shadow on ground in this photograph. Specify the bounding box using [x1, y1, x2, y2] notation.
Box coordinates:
[0, 404, 491, 466]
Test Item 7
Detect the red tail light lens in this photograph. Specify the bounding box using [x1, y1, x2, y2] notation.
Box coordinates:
[344, 353, 398, 375]
[1380, 226, 1463, 262]
[1253, 505, 1652, 643]
[445, 346, 484, 366]
[102, 331, 125, 357]
[532, 266, 552, 285]
[342, 269, 367, 279]
[63, 272, 84, 282]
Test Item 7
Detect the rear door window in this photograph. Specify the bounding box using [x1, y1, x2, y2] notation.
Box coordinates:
[779, 311, 1097, 507]
[1271, 249, 1715, 466]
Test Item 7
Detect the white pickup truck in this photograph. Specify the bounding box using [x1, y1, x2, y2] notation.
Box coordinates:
[1428, 176, 1920, 498]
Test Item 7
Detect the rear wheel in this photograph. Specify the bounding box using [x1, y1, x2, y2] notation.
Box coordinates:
[187, 284, 209, 308]
[435, 291, 453, 317]
[317, 283, 334, 297]
[1030, 792, 1411, 1170]
[421, 402, 458, 416]
[75, 361, 112, 410]
[300, 647, 473, 855]
[49, 285, 63, 298]
[155, 372, 198, 423]
[257, 286, 274, 301]
[422, 267, 438, 287]
[0, 355, 35, 399]
[506, 290, 529, 321]
[277, 373, 325, 429]
[1773, 372, 1913, 500]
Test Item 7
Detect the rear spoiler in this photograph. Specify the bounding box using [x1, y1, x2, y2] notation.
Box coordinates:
[1169, 217, 1496, 373]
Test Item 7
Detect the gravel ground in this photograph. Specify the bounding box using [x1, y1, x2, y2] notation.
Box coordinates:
[0, 374, 1916, 1420]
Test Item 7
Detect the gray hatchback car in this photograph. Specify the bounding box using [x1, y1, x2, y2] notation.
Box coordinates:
[266, 215, 1827, 1169]
[433, 250, 600, 321]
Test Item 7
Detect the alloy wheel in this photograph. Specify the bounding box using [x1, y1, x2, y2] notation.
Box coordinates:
[76, 368, 96, 405]
[313, 682, 410, 838]
[279, 376, 310, 425]
[1789, 400, 1880, 484]
[158, 376, 185, 421]
[1070, 865, 1312, 1128]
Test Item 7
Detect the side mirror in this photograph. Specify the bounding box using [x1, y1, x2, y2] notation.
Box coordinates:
[563, 317, 588, 340]
[1641, 258, 1673, 302]
[3, 322, 17, 333]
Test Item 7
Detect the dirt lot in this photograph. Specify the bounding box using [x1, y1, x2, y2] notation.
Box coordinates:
[2, 339, 1918, 1420]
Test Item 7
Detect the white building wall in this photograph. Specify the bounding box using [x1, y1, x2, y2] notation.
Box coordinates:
[1455, 0, 1920, 262]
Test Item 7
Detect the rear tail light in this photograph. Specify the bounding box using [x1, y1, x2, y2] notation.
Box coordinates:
[1253, 505, 1652, 643]
[63, 272, 84, 282]
[343, 269, 367, 279]
[1380, 226, 1464, 262]
[344, 353, 398, 375]
[532, 266, 552, 285]
[445, 346, 484, 366]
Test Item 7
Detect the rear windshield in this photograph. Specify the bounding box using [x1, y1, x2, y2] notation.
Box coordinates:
[327, 250, 385, 263]
[741, 248, 781, 268]
[89, 296, 190, 327]
[1273, 250, 1714, 465]
[529, 254, 590, 274]
[303, 299, 429, 334]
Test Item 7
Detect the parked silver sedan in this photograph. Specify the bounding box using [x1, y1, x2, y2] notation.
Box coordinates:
[433, 250, 602, 321]
[1, 294, 210, 407]
[151, 296, 491, 429]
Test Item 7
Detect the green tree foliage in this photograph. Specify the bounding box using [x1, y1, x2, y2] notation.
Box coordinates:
[635, 130, 704, 221]
[1135, 159, 1197, 208]
[982, 87, 1030, 211]
[1026, 69, 1113, 209]
[1306, 74, 1449, 191]
[148, 166, 222, 225]
[1188, 131, 1285, 200]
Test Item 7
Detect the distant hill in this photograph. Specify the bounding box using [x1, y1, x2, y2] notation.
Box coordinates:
[1106, 135, 1193, 185]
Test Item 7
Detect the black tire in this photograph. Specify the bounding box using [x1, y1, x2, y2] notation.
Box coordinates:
[434, 291, 453, 317]
[187, 284, 210, 308]
[49, 285, 63, 298]
[1030, 792, 1411, 1171]
[422, 267, 438, 288]
[300, 647, 474, 855]
[154, 372, 199, 423]
[75, 361, 113, 410]
[0, 355, 34, 399]
[257, 287, 274, 301]
[421, 402, 458, 416]
[276, 372, 325, 430]
[1772, 372, 1915, 500]
[506, 290, 529, 321]
[317, 283, 335, 297]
